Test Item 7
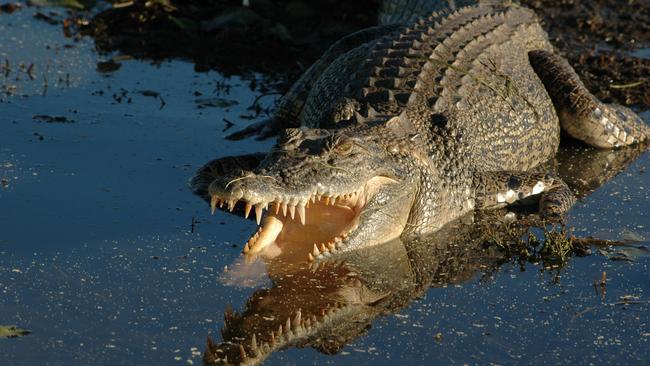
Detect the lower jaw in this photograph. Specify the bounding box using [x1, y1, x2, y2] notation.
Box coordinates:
[243, 203, 361, 261]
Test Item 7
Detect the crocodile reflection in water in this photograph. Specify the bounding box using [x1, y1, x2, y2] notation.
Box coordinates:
[201, 145, 647, 365]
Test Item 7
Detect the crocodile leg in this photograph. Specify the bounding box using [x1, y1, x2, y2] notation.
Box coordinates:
[529, 49, 649, 148]
[226, 24, 401, 140]
[189, 153, 266, 201]
[473, 171, 576, 219]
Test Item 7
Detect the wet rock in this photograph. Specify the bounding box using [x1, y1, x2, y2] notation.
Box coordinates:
[96, 59, 121, 73]
[0, 2, 22, 13]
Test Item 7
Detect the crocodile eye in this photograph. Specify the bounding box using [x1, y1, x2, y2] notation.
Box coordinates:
[334, 139, 354, 154]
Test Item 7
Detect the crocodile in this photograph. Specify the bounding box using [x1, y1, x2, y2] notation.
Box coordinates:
[202, 143, 647, 365]
[190, 1, 649, 262]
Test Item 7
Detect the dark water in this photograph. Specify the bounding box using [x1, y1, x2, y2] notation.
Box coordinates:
[1, 7, 649, 366]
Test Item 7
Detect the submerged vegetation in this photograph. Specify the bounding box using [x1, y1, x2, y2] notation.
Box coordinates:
[0, 325, 30, 339]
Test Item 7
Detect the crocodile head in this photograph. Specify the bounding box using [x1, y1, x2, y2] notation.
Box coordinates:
[207, 118, 423, 260]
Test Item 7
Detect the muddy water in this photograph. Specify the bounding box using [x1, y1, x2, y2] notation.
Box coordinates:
[1, 6, 649, 366]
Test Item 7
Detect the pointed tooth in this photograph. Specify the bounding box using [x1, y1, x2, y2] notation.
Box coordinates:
[320, 243, 328, 253]
[239, 344, 247, 360]
[227, 200, 236, 212]
[285, 317, 291, 332]
[308, 253, 314, 261]
[210, 196, 219, 214]
[297, 205, 306, 225]
[263, 202, 268, 211]
[243, 243, 250, 253]
[312, 244, 321, 256]
[324, 196, 330, 205]
[289, 205, 295, 220]
[274, 201, 280, 214]
[251, 334, 257, 351]
[327, 242, 336, 250]
[278, 324, 283, 335]
[311, 195, 316, 203]
[270, 331, 276, 345]
[281, 203, 287, 216]
[244, 202, 252, 218]
[293, 310, 302, 328]
[255, 203, 263, 225]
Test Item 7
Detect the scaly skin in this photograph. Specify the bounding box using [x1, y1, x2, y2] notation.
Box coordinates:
[191, 3, 649, 262]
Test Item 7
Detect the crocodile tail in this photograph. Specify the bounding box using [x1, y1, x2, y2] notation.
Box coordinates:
[378, 0, 480, 25]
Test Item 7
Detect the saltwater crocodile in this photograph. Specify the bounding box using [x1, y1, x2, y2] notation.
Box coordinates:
[190, 1, 649, 262]
[201, 144, 646, 365]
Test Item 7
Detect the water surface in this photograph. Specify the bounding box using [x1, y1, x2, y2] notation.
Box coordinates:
[1, 6, 649, 366]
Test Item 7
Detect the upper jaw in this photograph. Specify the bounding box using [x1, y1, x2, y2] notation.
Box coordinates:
[207, 173, 376, 225]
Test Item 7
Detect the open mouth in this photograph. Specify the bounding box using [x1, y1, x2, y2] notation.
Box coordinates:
[209, 176, 396, 260]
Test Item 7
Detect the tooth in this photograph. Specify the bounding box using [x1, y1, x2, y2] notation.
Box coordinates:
[251, 334, 257, 351]
[293, 310, 301, 328]
[228, 200, 236, 212]
[244, 202, 252, 218]
[285, 317, 291, 333]
[210, 196, 219, 214]
[297, 205, 306, 225]
[308, 253, 314, 261]
[305, 317, 311, 329]
[278, 324, 283, 335]
[324, 197, 330, 205]
[320, 243, 328, 253]
[311, 195, 316, 203]
[289, 205, 295, 220]
[327, 242, 336, 250]
[255, 203, 264, 225]
[270, 331, 276, 345]
[243, 243, 250, 253]
[274, 201, 280, 214]
[239, 344, 247, 360]
[312, 244, 321, 256]
[281, 203, 287, 217]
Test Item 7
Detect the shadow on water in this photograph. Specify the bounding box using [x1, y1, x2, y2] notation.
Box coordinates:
[0, 1, 649, 366]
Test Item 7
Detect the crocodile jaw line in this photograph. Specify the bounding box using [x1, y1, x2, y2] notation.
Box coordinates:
[209, 176, 397, 259]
